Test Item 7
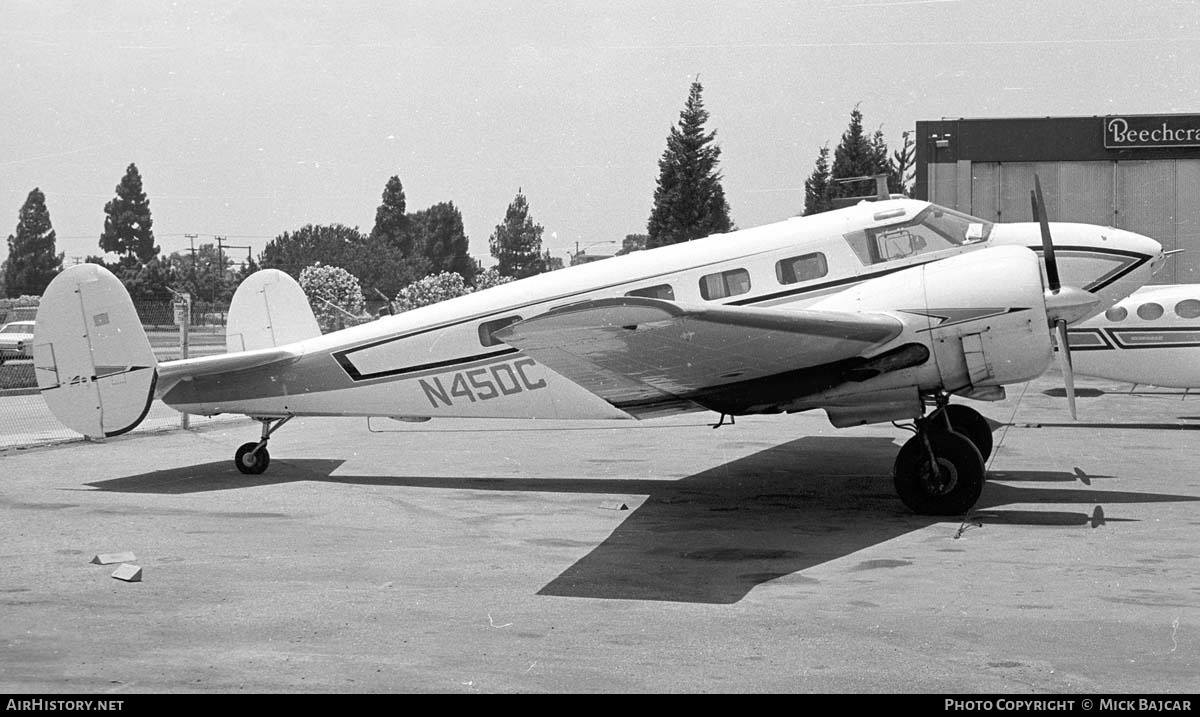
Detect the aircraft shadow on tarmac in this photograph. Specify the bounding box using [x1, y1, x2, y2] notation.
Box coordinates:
[84, 436, 1198, 605]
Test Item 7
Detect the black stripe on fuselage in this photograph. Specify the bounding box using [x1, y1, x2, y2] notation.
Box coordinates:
[335, 346, 519, 381]
[1065, 328, 1115, 351]
[1108, 326, 1200, 350]
[1068, 326, 1200, 351]
[1026, 245, 1151, 293]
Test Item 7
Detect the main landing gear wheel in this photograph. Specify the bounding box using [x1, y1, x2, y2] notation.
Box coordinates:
[232, 416, 292, 476]
[893, 430, 985, 516]
[930, 404, 994, 461]
[235, 442, 270, 475]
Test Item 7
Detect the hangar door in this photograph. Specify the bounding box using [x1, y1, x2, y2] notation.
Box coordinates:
[958, 160, 1200, 283]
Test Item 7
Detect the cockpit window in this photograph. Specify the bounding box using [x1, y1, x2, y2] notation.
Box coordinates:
[843, 205, 992, 265]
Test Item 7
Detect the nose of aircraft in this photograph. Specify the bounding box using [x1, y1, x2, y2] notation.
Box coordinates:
[1114, 228, 1165, 274]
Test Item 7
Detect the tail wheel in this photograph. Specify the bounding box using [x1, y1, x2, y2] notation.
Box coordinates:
[931, 404, 994, 461]
[235, 442, 270, 475]
[893, 430, 984, 515]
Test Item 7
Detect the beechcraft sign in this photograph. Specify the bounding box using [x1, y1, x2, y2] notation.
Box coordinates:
[1104, 115, 1200, 149]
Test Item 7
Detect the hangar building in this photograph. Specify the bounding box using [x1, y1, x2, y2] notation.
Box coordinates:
[914, 114, 1200, 283]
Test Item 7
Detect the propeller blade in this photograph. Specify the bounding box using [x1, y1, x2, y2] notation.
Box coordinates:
[1055, 319, 1077, 420]
[1032, 174, 1061, 291]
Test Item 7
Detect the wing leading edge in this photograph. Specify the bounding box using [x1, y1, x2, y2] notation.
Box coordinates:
[493, 297, 910, 417]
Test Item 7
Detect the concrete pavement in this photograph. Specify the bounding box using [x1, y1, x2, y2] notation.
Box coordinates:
[1, 371, 1198, 693]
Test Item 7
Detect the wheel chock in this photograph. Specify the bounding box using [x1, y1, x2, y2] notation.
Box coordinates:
[91, 552, 137, 565]
[111, 564, 143, 582]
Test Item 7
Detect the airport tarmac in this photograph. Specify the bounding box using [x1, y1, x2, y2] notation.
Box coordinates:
[1, 371, 1198, 694]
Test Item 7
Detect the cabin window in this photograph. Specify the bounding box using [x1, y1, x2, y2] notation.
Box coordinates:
[1104, 306, 1128, 322]
[1175, 299, 1200, 319]
[699, 269, 751, 300]
[626, 284, 675, 300]
[1136, 302, 1164, 320]
[842, 230, 875, 265]
[478, 315, 522, 347]
[775, 253, 828, 285]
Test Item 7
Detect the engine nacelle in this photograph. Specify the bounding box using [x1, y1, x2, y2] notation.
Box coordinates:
[807, 246, 1053, 423]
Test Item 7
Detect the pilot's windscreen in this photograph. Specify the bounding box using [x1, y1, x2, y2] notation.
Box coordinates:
[919, 206, 993, 246]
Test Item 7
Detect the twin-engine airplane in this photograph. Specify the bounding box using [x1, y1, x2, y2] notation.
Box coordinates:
[33, 179, 1162, 516]
[1067, 283, 1200, 388]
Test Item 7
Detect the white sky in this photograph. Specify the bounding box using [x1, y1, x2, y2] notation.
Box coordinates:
[3, 0, 1199, 267]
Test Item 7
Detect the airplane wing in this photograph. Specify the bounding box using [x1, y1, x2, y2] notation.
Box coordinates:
[493, 297, 905, 417]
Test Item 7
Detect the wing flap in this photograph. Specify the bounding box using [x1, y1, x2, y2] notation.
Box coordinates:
[493, 297, 903, 410]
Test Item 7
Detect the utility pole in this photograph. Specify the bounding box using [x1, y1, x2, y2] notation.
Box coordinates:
[184, 233, 198, 293]
[216, 237, 251, 275]
[213, 236, 224, 303]
[214, 237, 251, 303]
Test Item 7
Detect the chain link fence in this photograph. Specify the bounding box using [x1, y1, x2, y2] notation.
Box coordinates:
[0, 299, 245, 452]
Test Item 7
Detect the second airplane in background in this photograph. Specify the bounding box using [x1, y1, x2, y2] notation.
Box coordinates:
[1068, 283, 1200, 389]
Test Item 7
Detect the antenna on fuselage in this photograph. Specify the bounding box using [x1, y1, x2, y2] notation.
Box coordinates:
[832, 173, 891, 200]
[829, 174, 899, 208]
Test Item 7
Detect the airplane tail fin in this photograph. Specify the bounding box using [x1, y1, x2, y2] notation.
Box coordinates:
[33, 264, 158, 439]
[226, 269, 321, 352]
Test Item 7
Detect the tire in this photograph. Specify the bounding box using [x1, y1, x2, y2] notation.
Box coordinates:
[931, 404, 994, 462]
[893, 430, 985, 515]
[235, 442, 270, 475]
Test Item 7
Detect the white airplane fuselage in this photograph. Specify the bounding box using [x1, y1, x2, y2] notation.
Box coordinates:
[158, 198, 1163, 423]
[1068, 284, 1200, 388]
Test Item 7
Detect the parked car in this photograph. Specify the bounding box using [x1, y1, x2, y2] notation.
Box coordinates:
[0, 320, 34, 364]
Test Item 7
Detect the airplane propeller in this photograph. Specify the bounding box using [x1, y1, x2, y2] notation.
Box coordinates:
[1031, 174, 1099, 419]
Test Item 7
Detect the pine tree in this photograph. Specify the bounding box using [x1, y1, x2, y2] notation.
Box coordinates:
[646, 80, 733, 249]
[370, 175, 413, 256]
[890, 130, 916, 197]
[100, 163, 158, 262]
[489, 189, 546, 279]
[826, 106, 884, 205]
[3, 188, 63, 297]
[803, 145, 833, 216]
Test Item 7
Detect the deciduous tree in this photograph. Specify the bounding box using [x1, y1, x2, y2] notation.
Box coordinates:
[616, 234, 648, 256]
[393, 271, 472, 312]
[410, 201, 475, 282]
[166, 243, 233, 303]
[471, 266, 513, 291]
[258, 224, 361, 279]
[299, 263, 365, 333]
